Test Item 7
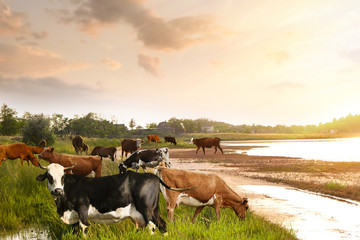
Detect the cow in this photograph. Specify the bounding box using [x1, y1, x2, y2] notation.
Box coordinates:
[0, 144, 39, 167]
[147, 135, 161, 144]
[164, 136, 177, 145]
[190, 137, 224, 154]
[39, 139, 47, 148]
[155, 167, 249, 223]
[36, 163, 194, 236]
[38, 147, 102, 177]
[121, 139, 142, 158]
[72, 135, 89, 154]
[119, 147, 170, 174]
[90, 146, 117, 161]
[30, 146, 44, 154]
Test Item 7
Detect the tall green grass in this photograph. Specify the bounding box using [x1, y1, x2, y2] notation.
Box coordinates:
[0, 138, 297, 239]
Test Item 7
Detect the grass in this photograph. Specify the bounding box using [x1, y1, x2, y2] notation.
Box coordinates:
[0, 138, 297, 239]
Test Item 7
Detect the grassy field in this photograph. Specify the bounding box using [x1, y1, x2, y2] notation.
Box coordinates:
[0, 138, 297, 239]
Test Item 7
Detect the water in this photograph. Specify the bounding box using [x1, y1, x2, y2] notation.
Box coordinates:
[238, 185, 360, 240]
[224, 137, 360, 162]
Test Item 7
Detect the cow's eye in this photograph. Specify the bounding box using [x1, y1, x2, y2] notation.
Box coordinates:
[47, 174, 54, 185]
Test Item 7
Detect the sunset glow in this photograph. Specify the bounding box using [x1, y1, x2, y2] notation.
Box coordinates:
[1, 0, 360, 127]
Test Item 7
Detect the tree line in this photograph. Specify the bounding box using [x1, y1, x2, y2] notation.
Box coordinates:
[1, 104, 359, 146]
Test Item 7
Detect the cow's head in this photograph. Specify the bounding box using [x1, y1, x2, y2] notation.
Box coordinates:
[234, 198, 249, 220]
[189, 138, 194, 145]
[118, 163, 127, 174]
[38, 147, 55, 161]
[36, 163, 76, 199]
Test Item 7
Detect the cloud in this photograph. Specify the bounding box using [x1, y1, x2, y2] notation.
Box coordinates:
[267, 81, 305, 92]
[0, 0, 29, 35]
[266, 51, 291, 64]
[50, 0, 228, 51]
[0, 43, 90, 78]
[32, 30, 48, 39]
[340, 49, 360, 62]
[101, 57, 122, 70]
[138, 53, 161, 77]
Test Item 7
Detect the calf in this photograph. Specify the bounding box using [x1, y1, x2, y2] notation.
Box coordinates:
[72, 135, 89, 154]
[38, 147, 102, 177]
[0, 144, 39, 166]
[147, 135, 161, 144]
[164, 136, 177, 145]
[36, 163, 193, 236]
[90, 146, 117, 161]
[155, 167, 248, 222]
[121, 139, 142, 158]
[119, 147, 170, 174]
[190, 137, 224, 154]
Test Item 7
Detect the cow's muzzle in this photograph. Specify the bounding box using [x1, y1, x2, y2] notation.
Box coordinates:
[51, 188, 64, 197]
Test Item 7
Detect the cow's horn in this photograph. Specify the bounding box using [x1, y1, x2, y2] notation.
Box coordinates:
[64, 163, 77, 170]
[38, 161, 48, 170]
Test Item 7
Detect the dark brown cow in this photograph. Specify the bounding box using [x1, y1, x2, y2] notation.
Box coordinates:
[164, 136, 177, 145]
[72, 135, 89, 154]
[121, 139, 142, 158]
[38, 139, 47, 148]
[0, 144, 39, 166]
[147, 135, 161, 144]
[155, 167, 248, 222]
[90, 146, 117, 161]
[38, 147, 102, 177]
[190, 137, 223, 154]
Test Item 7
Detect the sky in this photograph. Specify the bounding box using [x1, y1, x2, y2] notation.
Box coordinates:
[1, 0, 360, 128]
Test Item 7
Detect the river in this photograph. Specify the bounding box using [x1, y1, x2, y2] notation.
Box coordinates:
[223, 137, 360, 162]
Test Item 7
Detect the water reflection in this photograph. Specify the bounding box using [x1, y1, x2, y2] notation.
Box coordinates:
[224, 137, 360, 162]
[238, 185, 360, 240]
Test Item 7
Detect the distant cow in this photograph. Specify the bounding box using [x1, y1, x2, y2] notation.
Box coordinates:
[190, 137, 223, 154]
[90, 146, 117, 161]
[119, 147, 170, 173]
[38, 147, 102, 177]
[38, 139, 47, 148]
[164, 136, 177, 145]
[72, 135, 89, 154]
[36, 163, 193, 236]
[121, 139, 143, 158]
[0, 144, 39, 167]
[147, 135, 161, 144]
[155, 167, 248, 222]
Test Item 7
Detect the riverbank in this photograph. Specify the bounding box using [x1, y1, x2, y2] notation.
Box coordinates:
[170, 146, 360, 202]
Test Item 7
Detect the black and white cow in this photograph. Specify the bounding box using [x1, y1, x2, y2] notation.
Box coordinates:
[118, 147, 171, 174]
[36, 163, 191, 236]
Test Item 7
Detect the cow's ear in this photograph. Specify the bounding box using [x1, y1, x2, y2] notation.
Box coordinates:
[242, 198, 248, 205]
[36, 172, 47, 182]
[50, 147, 54, 152]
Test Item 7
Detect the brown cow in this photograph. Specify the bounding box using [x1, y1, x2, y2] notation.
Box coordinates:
[164, 136, 177, 145]
[147, 135, 161, 144]
[0, 144, 39, 166]
[155, 167, 248, 222]
[121, 139, 142, 158]
[190, 137, 223, 154]
[30, 146, 44, 154]
[38, 147, 102, 177]
[90, 146, 117, 161]
[72, 135, 89, 154]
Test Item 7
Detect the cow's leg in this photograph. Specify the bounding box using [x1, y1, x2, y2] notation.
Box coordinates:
[196, 147, 200, 154]
[78, 205, 89, 237]
[192, 206, 204, 223]
[94, 165, 102, 177]
[214, 147, 218, 154]
[219, 145, 224, 154]
[20, 156, 24, 166]
[202, 147, 206, 155]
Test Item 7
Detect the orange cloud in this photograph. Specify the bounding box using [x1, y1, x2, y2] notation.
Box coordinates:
[0, 0, 29, 35]
[0, 43, 90, 78]
[266, 51, 291, 64]
[101, 57, 122, 70]
[137, 53, 161, 77]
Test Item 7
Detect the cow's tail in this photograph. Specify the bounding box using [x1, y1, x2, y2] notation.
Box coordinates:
[158, 176, 196, 192]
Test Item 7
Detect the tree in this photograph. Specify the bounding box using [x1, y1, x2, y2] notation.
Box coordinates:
[0, 104, 19, 135]
[129, 118, 136, 131]
[146, 122, 157, 129]
[21, 114, 55, 146]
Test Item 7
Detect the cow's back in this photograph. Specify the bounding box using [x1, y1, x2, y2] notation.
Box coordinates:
[6, 144, 32, 158]
[52, 153, 102, 176]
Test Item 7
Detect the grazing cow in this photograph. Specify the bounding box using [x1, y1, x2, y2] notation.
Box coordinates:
[119, 147, 170, 174]
[90, 146, 117, 161]
[164, 136, 177, 145]
[147, 135, 161, 144]
[30, 146, 44, 154]
[121, 139, 142, 158]
[38, 147, 102, 177]
[155, 167, 249, 222]
[0, 144, 39, 167]
[36, 163, 194, 236]
[190, 137, 224, 154]
[72, 135, 89, 154]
